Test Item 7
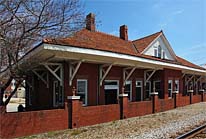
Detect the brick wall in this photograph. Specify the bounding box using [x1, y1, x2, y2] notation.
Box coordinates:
[70, 100, 120, 128]
[156, 99, 174, 112]
[128, 101, 152, 118]
[176, 95, 190, 107]
[192, 94, 202, 104]
[0, 104, 68, 139]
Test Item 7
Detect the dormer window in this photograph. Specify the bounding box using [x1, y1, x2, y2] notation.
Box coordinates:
[154, 45, 165, 59]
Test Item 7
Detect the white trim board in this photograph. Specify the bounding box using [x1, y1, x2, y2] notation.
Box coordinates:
[43, 44, 206, 75]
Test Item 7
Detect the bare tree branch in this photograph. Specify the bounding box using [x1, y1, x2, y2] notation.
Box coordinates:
[0, 0, 84, 105]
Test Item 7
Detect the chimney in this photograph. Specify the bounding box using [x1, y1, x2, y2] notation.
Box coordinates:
[86, 13, 95, 31]
[120, 25, 128, 41]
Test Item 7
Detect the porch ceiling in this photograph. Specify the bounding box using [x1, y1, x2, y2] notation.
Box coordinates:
[19, 43, 206, 76]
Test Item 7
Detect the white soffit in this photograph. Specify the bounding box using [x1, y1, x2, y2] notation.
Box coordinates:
[42, 44, 206, 74]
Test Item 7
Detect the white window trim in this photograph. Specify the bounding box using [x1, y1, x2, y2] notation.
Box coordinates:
[154, 48, 158, 57]
[158, 45, 162, 58]
[136, 80, 143, 101]
[125, 80, 132, 101]
[146, 81, 151, 98]
[104, 80, 119, 100]
[175, 80, 179, 92]
[77, 79, 88, 106]
[168, 80, 173, 98]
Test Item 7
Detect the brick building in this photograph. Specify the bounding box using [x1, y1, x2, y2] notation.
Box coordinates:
[20, 13, 205, 110]
[1, 13, 206, 138]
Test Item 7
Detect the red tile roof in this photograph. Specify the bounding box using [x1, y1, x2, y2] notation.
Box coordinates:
[43, 29, 138, 56]
[43, 28, 205, 71]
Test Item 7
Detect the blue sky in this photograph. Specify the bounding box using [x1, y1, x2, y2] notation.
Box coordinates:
[83, 0, 206, 65]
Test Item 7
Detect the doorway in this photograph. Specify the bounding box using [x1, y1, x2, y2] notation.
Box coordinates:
[104, 80, 119, 105]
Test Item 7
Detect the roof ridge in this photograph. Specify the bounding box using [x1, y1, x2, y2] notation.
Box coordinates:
[132, 31, 162, 42]
[83, 28, 132, 42]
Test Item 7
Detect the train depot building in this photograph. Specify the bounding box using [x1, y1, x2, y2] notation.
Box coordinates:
[1, 13, 206, 138]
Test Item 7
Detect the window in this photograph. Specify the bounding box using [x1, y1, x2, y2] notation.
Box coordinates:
[77, 79, 87, 106]
[145, 81, 151, 100]
[154, 49, 158, 57]
[168, 80, 173, 98]
[53, 81, 63, 107]
[104, 80, 119, 105]
[135, 80, 143, 101]
[154, 45, 163, 58]
[124, 81, 132, 101]
[175, 80, 179, 92]
[158, 45, 161, 58]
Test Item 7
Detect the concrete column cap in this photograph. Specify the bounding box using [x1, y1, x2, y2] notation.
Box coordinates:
[67, 96, 80, 100]
[172, 91, 179, 94]
[187, 90, 194, 93]
[119, 94, 128, 97]
[150, 92, 158, 95]
[199, 89, 205, 92]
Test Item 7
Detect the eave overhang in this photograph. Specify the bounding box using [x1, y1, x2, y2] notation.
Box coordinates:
[19, 43, 206, 76]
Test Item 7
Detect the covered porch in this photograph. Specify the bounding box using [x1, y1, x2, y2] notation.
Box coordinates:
[19, 43, 206, 110]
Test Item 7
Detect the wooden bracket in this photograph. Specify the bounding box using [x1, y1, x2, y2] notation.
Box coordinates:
[99, 64, 113, 86]
[123, 67, 136, 86]
[69, 60, 82, 86]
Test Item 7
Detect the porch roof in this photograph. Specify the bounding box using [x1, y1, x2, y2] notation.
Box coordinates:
[18, 42, 206, 76]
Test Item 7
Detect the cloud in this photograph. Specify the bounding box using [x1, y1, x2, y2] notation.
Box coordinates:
[171, 10, 184, 15]
[158, 9, 185, 29]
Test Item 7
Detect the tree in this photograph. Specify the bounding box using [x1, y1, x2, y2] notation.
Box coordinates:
[0, 0, 85, 106]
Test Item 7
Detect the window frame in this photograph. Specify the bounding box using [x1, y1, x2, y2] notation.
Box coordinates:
[124, 80, 132, 101]
[175, 79, 179, 92]
[77, 79, 88, 106]
[168, 79, 173, 98]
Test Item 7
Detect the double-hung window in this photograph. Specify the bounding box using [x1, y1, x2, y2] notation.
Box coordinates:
[77, 79, 88, 106]
[124, 81, 132, 101]
[168, 80, 173, 98]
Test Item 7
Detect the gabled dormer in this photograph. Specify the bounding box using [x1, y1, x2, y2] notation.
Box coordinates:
[133, 31, 177, 61]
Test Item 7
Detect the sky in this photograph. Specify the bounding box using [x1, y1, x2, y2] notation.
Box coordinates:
[82, 0, 206, 65]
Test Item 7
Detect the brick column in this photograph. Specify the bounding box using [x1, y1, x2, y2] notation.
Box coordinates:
[188, 90, 194, 104]
[151, 92, 158, 113]
[172, 91, 179, 108]
[67, 96, 81, 129]
[119, 93, 128, 119]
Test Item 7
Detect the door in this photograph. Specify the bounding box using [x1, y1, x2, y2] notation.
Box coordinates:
[136, 80, 142, 101]
[104, 80, 119, 105]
